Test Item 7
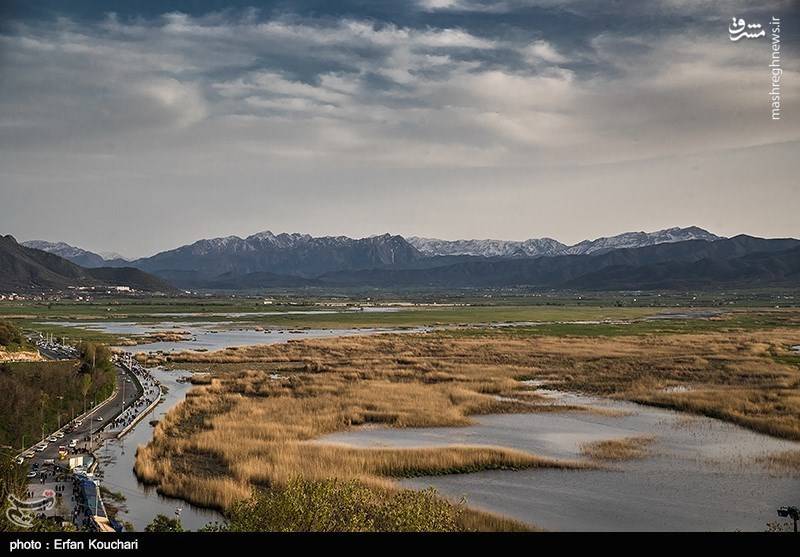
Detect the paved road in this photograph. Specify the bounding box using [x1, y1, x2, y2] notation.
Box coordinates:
[21, 358, 143, 472]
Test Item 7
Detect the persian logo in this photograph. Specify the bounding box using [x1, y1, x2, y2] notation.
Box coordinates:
[5, 490, 55, 528]
[728, 17, 765, 41]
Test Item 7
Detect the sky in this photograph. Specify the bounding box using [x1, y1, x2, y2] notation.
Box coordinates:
[0, 1, 798, 258]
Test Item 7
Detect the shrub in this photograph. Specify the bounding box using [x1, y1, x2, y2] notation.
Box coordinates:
[206, 477, 463, 532]
[145, 515, 184, 532]
[0, 321, 26, 350]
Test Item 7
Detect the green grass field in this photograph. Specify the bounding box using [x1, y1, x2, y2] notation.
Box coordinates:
[3, 294, 799, 344]
[2, 300, 672, 343]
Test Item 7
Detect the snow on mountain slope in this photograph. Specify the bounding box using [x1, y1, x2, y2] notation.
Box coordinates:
[407, 237, 566, 257]
[563, 227, 723, 255]
[407, 227, 722, 258]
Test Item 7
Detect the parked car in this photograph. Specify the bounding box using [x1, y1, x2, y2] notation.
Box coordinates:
[95, 416, 103, 422]
[35, 444, 47, 452]
[47, 436, 58, 442]
[68, 439, 77, 449]
[26, 471, 36, 478]
[55, 432, 65, 439]
[14, 457, 24, 465]
[24, 452, 35, 459]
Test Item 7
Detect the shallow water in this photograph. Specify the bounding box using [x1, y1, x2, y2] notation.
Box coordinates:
[93, 368, 223, 531]
[47, 320, 423, 353]
[143, 307, 401, 318]
[54, 318, 799, 531]
[79, 322, 424, 530]
[319, 392, 800, 531]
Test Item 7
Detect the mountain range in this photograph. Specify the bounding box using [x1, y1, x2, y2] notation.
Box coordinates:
[6, 226, 799, 292]
[407, 226, 721, 257]
[1, 235, 175, 293]
[131, 231, 422, 283]
[321, 235, 800, 289]
[22, 240, 130, 268]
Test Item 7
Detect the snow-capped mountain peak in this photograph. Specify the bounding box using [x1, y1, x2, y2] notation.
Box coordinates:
[406, 227, 722, 258]
[563, 226, 723, 255]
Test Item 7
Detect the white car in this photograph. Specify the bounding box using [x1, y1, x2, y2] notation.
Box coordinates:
[55, 432, 65, 439]
[15, 457, 24, 465]
[48, 435, 58, 442]
[68, 440, 77, 449]
[96, 416, 103, 422]
[24, 452, 35, 459]
[26, 471, 37, 478]
[74, 420, 82, 426]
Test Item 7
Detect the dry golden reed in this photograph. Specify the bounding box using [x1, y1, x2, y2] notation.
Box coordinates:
[135, 326, 800, 517]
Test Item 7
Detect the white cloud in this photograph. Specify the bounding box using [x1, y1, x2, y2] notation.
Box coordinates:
[524, 40, 568, 65]
[0, 11, 797, 170]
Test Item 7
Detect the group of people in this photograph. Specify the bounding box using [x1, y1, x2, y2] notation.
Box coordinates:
[109, 363, 161, 432]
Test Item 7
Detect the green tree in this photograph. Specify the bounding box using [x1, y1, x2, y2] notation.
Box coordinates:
[145, 515, 184, 532]
[80, 374, 92, 416]
[208, 477, 463, 532]
[0, 321, 26, 351]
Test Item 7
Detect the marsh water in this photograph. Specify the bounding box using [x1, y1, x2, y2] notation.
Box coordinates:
[48, 320, 422, 353]
[58, 319, 422, 530]
[52, 318, 799, 531]
[94, 368, 223, 531]
[320, 390, 800, 531]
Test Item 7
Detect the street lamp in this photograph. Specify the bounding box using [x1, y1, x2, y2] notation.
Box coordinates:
[778, 506, 799, 533]
[57, 395, 63, 430]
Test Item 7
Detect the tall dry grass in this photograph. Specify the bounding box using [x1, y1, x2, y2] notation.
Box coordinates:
[135, 325, 800, 519]
[580, 436, 655, 461]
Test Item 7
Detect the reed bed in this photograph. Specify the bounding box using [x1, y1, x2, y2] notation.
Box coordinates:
[135, 325, 800, 522]
[580, 436, 656, 461]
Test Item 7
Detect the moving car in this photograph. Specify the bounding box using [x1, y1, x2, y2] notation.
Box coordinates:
[68, 439, 77, 449]
[95, 416, 103, 421]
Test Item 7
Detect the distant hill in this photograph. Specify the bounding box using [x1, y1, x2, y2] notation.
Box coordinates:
[22, 240, 129, 268]
[204, 271, 321, 290]
[319, 236, 800, 290]
[0, 235, 176, 293]
[83, 267, 178, 292]
[565, 245, 800, 290]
